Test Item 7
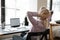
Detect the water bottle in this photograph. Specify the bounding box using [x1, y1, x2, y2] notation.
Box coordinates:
[24, 16, 29, 26]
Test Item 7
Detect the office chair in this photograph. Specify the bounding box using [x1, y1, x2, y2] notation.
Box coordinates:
[26, 29, 49, 40]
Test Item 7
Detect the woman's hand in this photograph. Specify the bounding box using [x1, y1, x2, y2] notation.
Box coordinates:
[37, 13, 41, 17]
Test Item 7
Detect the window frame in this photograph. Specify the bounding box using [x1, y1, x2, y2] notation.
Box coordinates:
[1, 0, 5, 24]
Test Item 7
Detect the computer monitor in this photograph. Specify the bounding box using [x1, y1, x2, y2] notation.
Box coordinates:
[10, 18, 20, 27]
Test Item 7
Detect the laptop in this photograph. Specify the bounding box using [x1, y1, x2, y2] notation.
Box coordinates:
[10, 18, 20, 27]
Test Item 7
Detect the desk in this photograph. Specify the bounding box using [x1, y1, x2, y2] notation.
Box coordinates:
[50, 22, 60, 40]
[0, 25, 31, 39]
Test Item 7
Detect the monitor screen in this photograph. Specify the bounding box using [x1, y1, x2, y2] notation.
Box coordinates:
[10, 18, 20, 27]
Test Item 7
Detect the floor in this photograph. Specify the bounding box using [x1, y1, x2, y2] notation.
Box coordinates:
[1, 37, 60, 40]
[54, 37, 60, 40]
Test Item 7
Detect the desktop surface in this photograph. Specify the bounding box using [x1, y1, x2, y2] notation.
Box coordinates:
[0, 25, 31, 36]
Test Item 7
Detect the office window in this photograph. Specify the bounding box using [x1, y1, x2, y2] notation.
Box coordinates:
[52, 0, 60, 21]
[47, 0, 60, 21]
[5, 0, 17, 24]
[0, 0, 1, 25]
[5, 0, 37, 25]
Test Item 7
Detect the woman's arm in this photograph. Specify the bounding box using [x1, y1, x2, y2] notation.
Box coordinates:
[27, 12, 38, 26]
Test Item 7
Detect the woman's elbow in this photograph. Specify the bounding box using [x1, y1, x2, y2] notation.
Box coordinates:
[27, 12, 32, 16]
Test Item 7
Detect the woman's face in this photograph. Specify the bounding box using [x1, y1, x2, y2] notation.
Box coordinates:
[40, 9, 49, 20]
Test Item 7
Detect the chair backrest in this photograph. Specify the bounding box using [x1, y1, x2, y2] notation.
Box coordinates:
[10, 18, 20, 27]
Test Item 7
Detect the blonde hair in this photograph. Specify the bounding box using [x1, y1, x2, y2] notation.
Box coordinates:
[40, 8, 50, 18]
[38, 7, 49, 15]
[42, 9, 50, 27]
[41, 9, 49, 14]
[38, 7, 50, 27]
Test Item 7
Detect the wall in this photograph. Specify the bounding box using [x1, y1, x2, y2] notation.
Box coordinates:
[37, 0, 47, 10]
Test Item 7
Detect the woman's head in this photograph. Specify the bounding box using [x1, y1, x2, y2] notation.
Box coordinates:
[38, 8, 50, 20]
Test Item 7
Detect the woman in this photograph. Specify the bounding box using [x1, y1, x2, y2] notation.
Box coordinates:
[26, 7, 50, 40]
